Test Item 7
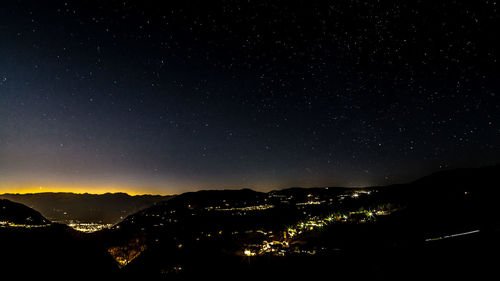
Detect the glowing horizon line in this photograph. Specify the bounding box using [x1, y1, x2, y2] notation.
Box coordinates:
[0, 191, 172, 196]
[0, 186, 174, 196]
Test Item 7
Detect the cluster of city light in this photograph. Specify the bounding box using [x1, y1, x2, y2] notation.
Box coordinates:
[108, 242, 147, 268]
[241, 205, 395, 257]
[160, 265, 183, 275]
[352, 190, 372, 197]
[286, 214, 340, 238]
[244, 249, 256, 256]
[213, 204, 275, 212]
[0, 221, 50, 228]
[68, 223, 114, 233]
[286, 209, 390, 238]
[109, 253, 131, 267]
[296, 201, 322, 206]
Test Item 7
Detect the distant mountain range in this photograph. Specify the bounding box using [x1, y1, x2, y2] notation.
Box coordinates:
[0, 192, 171, 224]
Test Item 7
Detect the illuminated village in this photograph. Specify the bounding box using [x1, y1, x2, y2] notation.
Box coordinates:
[102, 188, 400, 267]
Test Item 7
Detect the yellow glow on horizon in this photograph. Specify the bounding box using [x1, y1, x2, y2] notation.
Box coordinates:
[0, 183, 173, 196]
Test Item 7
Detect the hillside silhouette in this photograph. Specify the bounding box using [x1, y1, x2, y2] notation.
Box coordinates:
[0, 199, 49, 225]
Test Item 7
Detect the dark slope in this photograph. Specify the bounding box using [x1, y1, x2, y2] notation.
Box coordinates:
[411, 164, 500, 188]
[0, 224, 119, 279]
[116, 189, 269, 230]
[106, 189, 274, 250]
[0, 199, 118, 278]
[371, 164, 500, 234]
[0, 199, 49, 225]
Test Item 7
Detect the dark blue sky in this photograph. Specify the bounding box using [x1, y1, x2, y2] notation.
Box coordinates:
[1, 1, 499, 194]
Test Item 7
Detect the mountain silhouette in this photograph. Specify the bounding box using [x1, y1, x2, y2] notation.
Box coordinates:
[0, 199, 49, 225]
[0, 199, 118, 279]
[0, 192, 170, 224]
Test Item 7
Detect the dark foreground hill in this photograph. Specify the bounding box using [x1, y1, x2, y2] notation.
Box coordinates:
[0, 192, 170, 224]
[0, 199, 49, 225]
[0, 199, 118, 279]
[0, 224, 119, 279]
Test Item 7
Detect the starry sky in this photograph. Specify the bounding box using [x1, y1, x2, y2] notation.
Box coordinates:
[1, 1, 499, 195]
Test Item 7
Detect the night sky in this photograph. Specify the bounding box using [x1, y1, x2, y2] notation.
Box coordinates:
[1, 1, 499, 194]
